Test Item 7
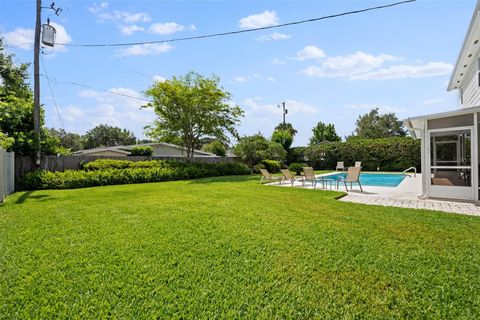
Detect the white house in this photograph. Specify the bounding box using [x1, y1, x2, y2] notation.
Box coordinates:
[404, 1, 480, 201]
[73, 142, 218, 158]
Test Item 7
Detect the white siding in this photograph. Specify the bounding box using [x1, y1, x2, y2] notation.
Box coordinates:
[461, 53, 480, 108]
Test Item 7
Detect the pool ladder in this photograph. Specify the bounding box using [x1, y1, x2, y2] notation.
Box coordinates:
[402, 167, 417, 178]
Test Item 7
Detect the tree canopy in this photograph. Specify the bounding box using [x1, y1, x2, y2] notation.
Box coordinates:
[234, 134, 286, 167]
[352, 108, 406, 139]
[309, 121, 341, 145]
[0, 39, 59, 155]
[271, 129, 293, 151]
[47, 128, 85, 152]
[84, 124, 137, 149]
[274, 123, 297, 137]
[144, 72, 243, 158]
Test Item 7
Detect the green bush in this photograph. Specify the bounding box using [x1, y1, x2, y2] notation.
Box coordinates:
[305, 137, 420, 171]
[261, 160, 281, 173]
[252, 163, 265, 174]
[129, 146, 154, 156]
[17, 161, 251, 190]
[82, 159, 175, 171]
[201, 140, 226, 157]
[288, 162, 306, 175]
[286, 146, 306, 165]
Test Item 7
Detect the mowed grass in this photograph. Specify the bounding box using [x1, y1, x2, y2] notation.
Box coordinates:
[1, 176, 480, 319]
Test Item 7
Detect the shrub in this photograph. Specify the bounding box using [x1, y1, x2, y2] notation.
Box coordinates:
[252, 163, 265, 174]
[82, 159, 173, 171]
[234, 134, 286, 167]
[288, 162, 306, 175]
[305, 137, 420, 172]
[17, 162, 251, 190]
[261, 160, 281, 173]
[286, 146, 306, 165]
[129, 146, 154, 156]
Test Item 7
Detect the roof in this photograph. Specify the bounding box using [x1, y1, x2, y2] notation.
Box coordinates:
[447, 0, 480, 91]
[74, 142, 217, 157]
[403, 105, 480, 138]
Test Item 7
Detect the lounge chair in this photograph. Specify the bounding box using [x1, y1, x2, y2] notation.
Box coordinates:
[259, 169, 282, 185]
[339, 166, 363, 192]
[280, 169, 303, 186]
[336, 161, 345, 171]
[354, 161, 362, 168]
[302, 167, 324, 188]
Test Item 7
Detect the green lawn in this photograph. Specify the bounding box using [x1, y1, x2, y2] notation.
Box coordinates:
[1, 176, 480, 319]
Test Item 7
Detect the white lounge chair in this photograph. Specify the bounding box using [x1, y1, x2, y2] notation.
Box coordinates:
[336, 162, 345, 171]
[339, 166, 363, 192]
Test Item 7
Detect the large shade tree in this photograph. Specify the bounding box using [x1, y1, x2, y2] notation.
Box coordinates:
[352, 108, 407, 139]
[144, 72, 243, 158]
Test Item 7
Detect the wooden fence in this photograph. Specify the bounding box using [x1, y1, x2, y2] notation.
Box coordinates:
[15, 155, 238, 179]
[1, 148, 15, 202]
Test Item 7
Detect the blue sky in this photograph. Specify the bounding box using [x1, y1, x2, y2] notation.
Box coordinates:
[0, 0, 475, 146]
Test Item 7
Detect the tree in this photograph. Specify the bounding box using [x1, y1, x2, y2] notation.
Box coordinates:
[144, 72, 243, 158]
[47, 128, 85, 151]
[130, 146, 154, 156]
[0, 39, 60, 156]
[84, 124, 137, 149]
[271, 129, 293, 151]
[233, 134, 286, 167]
[309, 121, 341, 145]
[202, 140, 226, 157]
[353, 108, 406, 139]
[274, 123, 297, 136]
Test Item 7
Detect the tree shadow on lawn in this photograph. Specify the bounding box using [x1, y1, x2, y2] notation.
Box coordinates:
[13, 191, 52, 205]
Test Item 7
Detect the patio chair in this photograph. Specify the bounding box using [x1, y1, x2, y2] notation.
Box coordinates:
[355, 161, 362, 168]
[302, 167, 324, 188]
[336, 161, 345, 171]
[339, 166, 363, 192]
[280, 169, 303, 186]
[259, 169, 282, 185]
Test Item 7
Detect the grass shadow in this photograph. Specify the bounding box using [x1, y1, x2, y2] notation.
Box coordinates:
[14, 191, 51, 205]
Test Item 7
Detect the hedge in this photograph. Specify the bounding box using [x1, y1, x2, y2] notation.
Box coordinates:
[305, 137, 421, 172]
[18, 161, 251, 190]
[82, 159, 176, 171]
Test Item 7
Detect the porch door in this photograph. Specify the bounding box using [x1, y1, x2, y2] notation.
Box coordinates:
[428, 126, 474, 200]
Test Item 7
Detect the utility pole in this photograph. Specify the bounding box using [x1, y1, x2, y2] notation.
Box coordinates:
[33, 0, 42, 167]
[278, 102, 288, 125]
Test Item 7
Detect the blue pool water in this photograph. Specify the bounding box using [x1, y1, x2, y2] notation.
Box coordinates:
[323, 173, 406, 187]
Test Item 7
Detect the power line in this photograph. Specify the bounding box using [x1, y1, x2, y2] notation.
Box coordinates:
[57, 0, 415, 48]
[39, 75, 153, 102]
[40, 54, 65, 128]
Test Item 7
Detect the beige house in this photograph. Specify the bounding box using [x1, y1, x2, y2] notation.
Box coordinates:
[404, 1, 480, 202]
[74, 142, 218, 158]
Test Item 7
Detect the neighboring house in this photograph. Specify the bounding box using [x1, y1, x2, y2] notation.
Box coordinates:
[404, 1, 479, 201]
[74, 142, 218, 158]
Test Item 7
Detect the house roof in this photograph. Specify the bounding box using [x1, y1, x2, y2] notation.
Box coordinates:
[403, 105, 480, 138]
[447, 0, 480, 91]
[74, 142, 217, 157]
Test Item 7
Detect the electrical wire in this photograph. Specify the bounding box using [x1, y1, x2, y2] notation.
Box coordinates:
[40, 54, 65, 128]
[39, 75, 153, 102]
[57, 0, 415, 47]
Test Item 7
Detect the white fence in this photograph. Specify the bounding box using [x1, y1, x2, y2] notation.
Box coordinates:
[0, 148, 15, 203]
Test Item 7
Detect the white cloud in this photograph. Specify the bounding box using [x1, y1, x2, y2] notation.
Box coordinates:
[152, 75, 166, 82]
[96, 10, 151, 23]
[234, 76, 248, 83]
[350, 62, 453, 80]
[424, 98, 444, 106]
[149, 22, 193, 35]
[2, 22, 71, 54]
[295, 45, 326, 60]
[239, 10, 279, 28]
[347, 104, 407, 113]
[271, 57, 287, 65]
[121, 25, 145, 35]
[88, 2, 108, 14]
[301, 51, 397, 78]
[267, 77, 276, 82]
[69, 87, 155, 135]
[3, 28, 34, 49]
[255, 32, 291, 42]
[116, 43, 173, 57]
[243, 97, 317, 116]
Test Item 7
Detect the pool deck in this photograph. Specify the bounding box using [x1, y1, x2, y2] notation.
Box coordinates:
[271, 173, 480, 217]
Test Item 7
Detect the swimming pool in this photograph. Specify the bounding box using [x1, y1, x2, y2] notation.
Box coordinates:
[322, 172, 407, 187]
